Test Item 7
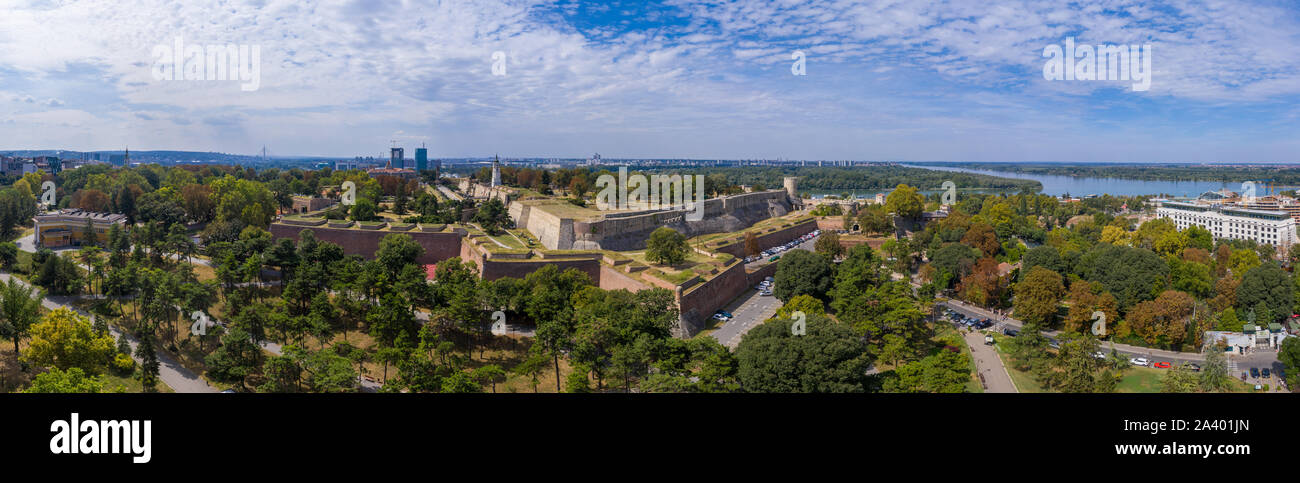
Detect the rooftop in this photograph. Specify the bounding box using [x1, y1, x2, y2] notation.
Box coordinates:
[34, 209, 127, 223]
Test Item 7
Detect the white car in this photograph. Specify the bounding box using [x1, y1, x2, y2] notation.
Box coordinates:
[1093, 352, 1106, 359]
[1130, 357, 1150, 367]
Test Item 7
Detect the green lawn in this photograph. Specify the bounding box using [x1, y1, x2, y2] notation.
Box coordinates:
[990, 334, 1047, 393]
[1115, 367, 1163, 393]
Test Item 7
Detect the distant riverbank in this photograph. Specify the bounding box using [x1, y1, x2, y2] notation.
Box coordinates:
[906, 163, 1240, 197]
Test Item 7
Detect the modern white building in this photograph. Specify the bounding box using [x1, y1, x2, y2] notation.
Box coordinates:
[1156, 200, 1296, 252]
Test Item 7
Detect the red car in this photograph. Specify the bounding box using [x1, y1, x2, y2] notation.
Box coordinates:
[1153, 362, 1172, 369]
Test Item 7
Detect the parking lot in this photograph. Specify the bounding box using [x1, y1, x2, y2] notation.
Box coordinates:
[709, 281, 781, 349]
[743, 229, 820, 269]
[708, 230, 821, 348]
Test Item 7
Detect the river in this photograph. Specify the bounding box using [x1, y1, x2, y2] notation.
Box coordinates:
[907, 164, 1245, 198]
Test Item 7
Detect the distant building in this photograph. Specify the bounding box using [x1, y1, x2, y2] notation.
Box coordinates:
[415, 146, 428, 172]
[1156, 200, 1296, 253]
[391, 147, 404, 169]
[367, 158, 417, 180]
[290, 196, 337, 214]
[34, 209, 127, 248]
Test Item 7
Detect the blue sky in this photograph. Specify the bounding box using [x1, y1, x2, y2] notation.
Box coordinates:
[1, 0, 1298, 162]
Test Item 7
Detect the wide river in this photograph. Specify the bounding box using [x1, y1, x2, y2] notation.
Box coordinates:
[907, 164, 1245, 198]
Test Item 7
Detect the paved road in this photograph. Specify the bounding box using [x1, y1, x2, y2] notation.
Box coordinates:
[710, 288, 782, 349]
[0, 272, 219, 393]
[962, 329, 1017, 393]
[710, 232, 820, 348]
[940, 298, 1285, 376]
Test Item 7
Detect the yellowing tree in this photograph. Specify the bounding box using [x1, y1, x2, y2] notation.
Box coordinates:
[884, 184, 924, 219]
[22, 307, 117, 374]
[1100, 225, 1128, 245]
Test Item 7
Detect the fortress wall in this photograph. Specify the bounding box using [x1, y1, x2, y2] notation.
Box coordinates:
[598, 265, 650, 292]
[583, 190, 795, 251]
[715, 218, 818, 258]
[522, 206, 567, 249]
[677, 261, 750, 337]
[270, 223, 462, 265]
[508, 201, 530, 228]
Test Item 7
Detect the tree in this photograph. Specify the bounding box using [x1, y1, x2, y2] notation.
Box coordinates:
[349, 197, 378, 222]
[23, 367, 105, 393]
[22, 307, 117, 374]
[772, 249, 833, 302]
[645, 227, 688, 266]
[1160, 364, 1201, 393]
[0, 241, 16, 270]
[884, 349, 970, 393]
[512, 352, 548, 392]
[960, 223, 998, 258]
[814, 231, 843, 259]
[1013, 266, 1065, 329]
[774, 294, 825, 319]
[884, 184, 923, 219]
[1199, 348, 1232, 392]
[204, 327, 261, 390]
[116, 185, 137, 225]
[1236, 262, 1292, 325]
[134, 334, 161, 392]
[735, 315, 873, 392]
[1126, 290, 1196, 348]
[1020, 245, 1064, 278]
[0, 278, 41, 354]
[473, 198, 512, 235]
[1280, 336, 1300, 390]
[1076, 243, 1169, 310]
[857, 204, 893, 235]
[473, 364, 507, 393]
[744, 232, 760, 258]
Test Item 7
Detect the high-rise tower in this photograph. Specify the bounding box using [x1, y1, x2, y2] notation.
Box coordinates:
[415, 144, 428, 172]
[390, 147, 404, 169]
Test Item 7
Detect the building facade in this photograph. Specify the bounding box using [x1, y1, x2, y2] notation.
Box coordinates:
[33, 209, 127, 248]
[1156, 201, 1296, 253]
[390, 147, 404, 169]
[415, 147, 428, 172]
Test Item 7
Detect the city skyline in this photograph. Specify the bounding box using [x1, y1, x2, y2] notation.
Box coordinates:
[1, 0, 1298, 162]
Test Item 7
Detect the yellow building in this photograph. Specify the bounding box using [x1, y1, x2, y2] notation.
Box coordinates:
[33, 209, 127, 248]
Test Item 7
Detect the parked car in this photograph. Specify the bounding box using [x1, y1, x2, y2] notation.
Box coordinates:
[1250, 367, 1260, 378]
[984, 335, 994, 345]
[1093, 351, 1106, 359]
[1261, 368, 1271, 379]
[1002, 328, 1019, 337]
[1130, 357, 1150, 367]
[1187, 364, 1201, 372]
[760, 290, 772, 296]
[1153, 362, 1171, 369]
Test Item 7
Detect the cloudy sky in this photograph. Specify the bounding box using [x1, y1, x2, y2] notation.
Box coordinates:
[1, 0, 1298, 162]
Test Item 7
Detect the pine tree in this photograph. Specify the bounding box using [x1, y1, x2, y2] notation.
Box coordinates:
[135, 334, 161, 392]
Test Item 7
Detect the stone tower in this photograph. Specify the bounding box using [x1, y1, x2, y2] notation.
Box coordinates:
[491, 155, 502, 187]
[783, 177, 798, 198]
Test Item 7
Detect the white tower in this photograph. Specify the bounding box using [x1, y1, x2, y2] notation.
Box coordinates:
[491, 155, 501, 187]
